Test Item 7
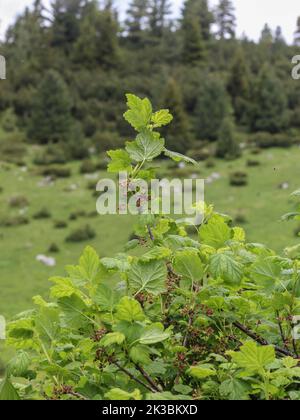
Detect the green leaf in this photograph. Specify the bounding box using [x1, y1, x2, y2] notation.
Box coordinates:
[209, 253, 243, 286]
[35, 307, 60, 347]
[116, 297, 145, 323]
[229, 341, 275, 374]
[129, 345, 151, 364]
[107, 149, 132, 173]
[79, 246, 100, 283]
[126, 130, 165, 162]
[7, 351, 30, 377]
[164, 149, 198, 165]
[146, 391, 191, 400]
[250, 258, 281, 289]
[128, 260, 167, 295]
[105, 388, 142, 401]
[219, 378, 250, 401]
[58, 294, 89, 329]
[0, 378, 20, 400]
[199, 216, 232, 249]
[100, 332, 125, 347]
[139, 323, 170, 345]
[50, 277, 78, 298]
[151, 109, 173, 128]
[187, 364, 216, 379]
[140, 246, 172, 262]
[124, 94, 152, 132]
[173, 249, 204, 285]
[92, 284, 123, 312]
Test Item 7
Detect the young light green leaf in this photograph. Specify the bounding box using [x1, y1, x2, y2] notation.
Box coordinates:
[105, 388, 142, 401]
[139, 323, 170, 345]
[116, 296, 145, 323]
[199, 216, 232, 249]
[164, 149, 198, 165]
[151, 109, 173, 128]
[7, 351, 30, 377]
[187, 364, 216, 380]
[229, 341, 275, 375]
[100, 332, 125, 347]
[107, 149, 132, 173]
[124, 94, 152, 132]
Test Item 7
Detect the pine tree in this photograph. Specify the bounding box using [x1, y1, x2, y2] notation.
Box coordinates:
[182, 0, 214, 41]
[216, 117, 240, 159]
[74, 1, 119, 68]
[162, 79, 191, 154]
[215, 0, 236, 39]
[182, 16, 205, 65]
[125, 0, 149, 44]
[148, 0, 172, 37]
[51, 0, 84, 51]
[194, 77, 233, 141]
[260, 23, 273, 44]
[28, 70, 74, 144]
[294, 17, 300, 45]
[250, 65, 288, 133]
[227, 48, 250, 123]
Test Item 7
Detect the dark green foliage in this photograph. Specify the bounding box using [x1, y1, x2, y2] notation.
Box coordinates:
[79, 160, 97, 174]
[250, 66, 289, 133]
[253, 132, 293, 149]
[195, 78, 232, 141]
[40, 166, 71, 178]
[9, 195, 29, 209]
[215, 0, 236, 39]
[66, 225, 96, 242]
[48, 243, 60, 253]
[54, 220, 68, 229]
[294, 17, 300, 45]
[28, 70, 74, 145]
[162, 80, 191, 153]
[1, 215, 29, 227]
[33, 207, 52, 220]
[216, 117, 241, 160]
[182, 0, 214, 41]
[229, 171, 248, 187]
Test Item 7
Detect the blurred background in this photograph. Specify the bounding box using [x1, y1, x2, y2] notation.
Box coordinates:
[1, 0, 300, 321]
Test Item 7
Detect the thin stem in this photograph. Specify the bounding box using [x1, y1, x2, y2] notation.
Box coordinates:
[114, 361, 155, 393]
[134, 364, 162, 392]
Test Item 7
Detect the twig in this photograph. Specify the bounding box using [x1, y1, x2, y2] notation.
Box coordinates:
[114, 361, 156, 393]
[276, 311, 289, 352]
[68, 391, 88, 401]
[233, 321, 296, 358]
[183, 316, 194, 347]
[147, 224, 155, 242]
[288, 320, 299, 358]
[134, 364, 162, 392]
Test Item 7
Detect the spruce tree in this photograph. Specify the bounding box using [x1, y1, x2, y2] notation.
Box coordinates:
[28, 70, 74, 144]
[194, 77, 233, 141]
[250, 65, 288, 133]
[148, 0, 172, 37]
[182, 16, 205, 65]
[74, 1, 119, 68]
[260, 23, 273, 44]
[294, 17, 300, 45]
[227, 48, 250, 123]
[125, 0, 149, 44]
[162, 79, 191, 154]
[216, 117, 240, 159]
[215, 0, 236, 39]
[182, 0, 214, 41]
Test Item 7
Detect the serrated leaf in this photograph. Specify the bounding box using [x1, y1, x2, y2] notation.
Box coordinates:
[199, 216, 232, 249]
[219, 378, 250, 401]
[173, 249, 204, 285]
[7, 351, 30, 377]
[58, 294, 89, 329]
[187, 364, 216, 379]
[229, 341, 275, 375]
[107, 149, 132, 173]
[92, 284, 123, 312]
[164, 149, 198, 165]
[124, 94, 152, 132]
[79, 246, 100, 283]
[126, 130, 165, 162]
[100, 332, 125, 347]
[128, 260, 167, 295]
[116, 297, 145, 322]
[250, 258, 281, 289]
[105, 388, 142, 401]
[139, 323, 170, 345]
[50, 277, 77, 298]
[140, 246, 172, 262]
[151, 109, 173, 128]
[209, 253, 243, 286]
[0, 378, 20, 401]
[129, 345, 151, 364]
